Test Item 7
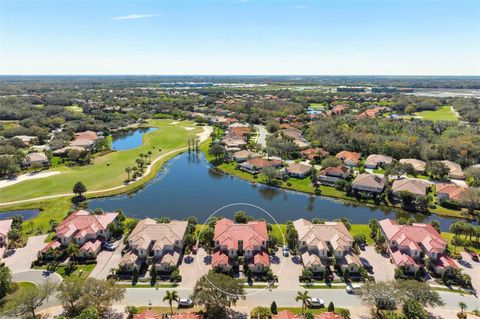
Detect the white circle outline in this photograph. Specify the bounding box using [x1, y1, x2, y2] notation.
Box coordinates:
[194, 202, 287, 298]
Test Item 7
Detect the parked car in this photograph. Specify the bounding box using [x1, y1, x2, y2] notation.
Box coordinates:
[178, 298, 193, 308]
[361, 259, 373, 271]
[306, 297, 324, 308]
[346, 284, 362, 294]
[102, 242, 116, 251]
[192, 245, 197, 255]
[359, 242, 366, 251]
[283, 245, 289, 257]
[470, 251, 479, 262]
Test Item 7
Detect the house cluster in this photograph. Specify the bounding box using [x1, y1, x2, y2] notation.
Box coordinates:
[294, 219, 362, 274]
[212, 218, 270, 274]
[221, 124, 251, 152]
[41, 210, 119, 258]
[273, 310, 344, 319]
[53, 130, 101, 155]
[379, 219, 458, 275]
[119, 218, 188, 273]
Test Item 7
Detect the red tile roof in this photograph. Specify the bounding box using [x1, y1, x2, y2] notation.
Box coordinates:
[336, 151, 361, 164]
[245, 158, 282, 169]
[56, 210, 118, 239]
[170, 313, 204, 319]
[436, 183, 466, 201]
[133, 310, 162, 319]
[214, 218, 268, 250]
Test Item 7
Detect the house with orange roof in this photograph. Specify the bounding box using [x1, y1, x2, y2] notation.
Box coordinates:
[379, 219, 458, 275]
[335, 151, 361, 167]
[300, 148, 329, 161]
[70, 130, 99, 150]
[293, 219, 362, 273]
[41, 210, 119, 259]
[119, 218, 188, 272]
[212, 218, 269, 273]
[170, 313, 204, 319]
[0, 219, 13, 248]
[436, 183, 466, 202]
[331, 104, 347, 115]
[238, 158, 283, 174]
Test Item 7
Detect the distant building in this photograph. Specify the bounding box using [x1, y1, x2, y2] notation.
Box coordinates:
[23, 152, 50, 167]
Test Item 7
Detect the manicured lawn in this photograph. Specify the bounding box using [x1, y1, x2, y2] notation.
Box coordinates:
[269, 224, 287, 245]
[0, 282, 37, 312]
[350, 224, 374, 245]
[0, 120, 202, 203]
[414, 105, 458, 122]
[441, 232, 480, 254]
[277, 307, 348, 315]
[33, 263, 96, 279]
[309, 103, 326, 110]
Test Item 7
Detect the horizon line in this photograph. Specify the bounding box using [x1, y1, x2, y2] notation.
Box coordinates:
[1, 74, 480, 78]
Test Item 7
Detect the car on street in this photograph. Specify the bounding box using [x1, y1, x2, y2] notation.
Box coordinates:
[178, 298, 193, 308]
[283, 245, 289, 257]
[469, 251, 479, 262]
[346, 284, 362, 294]
[306, 297, 324, 308]
[361, 259, 373, 271]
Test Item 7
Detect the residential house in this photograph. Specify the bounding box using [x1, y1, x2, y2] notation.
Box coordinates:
[332, 104, 347, 115]
[23, 152, 50, 167]
[364, 154, 393, 169]
[318, 166, 351, 185]
[52, 146, 86, 156]
[221, 126, 251, 152]
[379, 219, 458, 275]
[171, 313, 204, 319]
[281, 127, 310, 148]
[356, 106, 389, 119]
[399, 159, 427, 173]
[70, 131, 99, 150]
[41, 210, 119, 258]
[436, 183, 466, 202]
[335, 151, 361, 167]
[119, 218, 188, 272]
[0, 219, 13, 247]
[238, 158, 283, 174]
[212, 218, 269, 273]
[232, 150, 260, 163]
[300, 148, 329, 161]
[293, 219, 361, 273]
[391, 179, 429, 197]
[440, 160, 465, 180]
[285, 162, 311, 178]
[133, 310, 162, 319]
[13, 135, 37, 146]
[352, 173, 387, 194]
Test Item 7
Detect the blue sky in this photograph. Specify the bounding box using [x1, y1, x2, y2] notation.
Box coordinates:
[1, 0, 479, 75]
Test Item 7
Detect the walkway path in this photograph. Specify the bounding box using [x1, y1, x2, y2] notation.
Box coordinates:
[0, 171, 61, 190]
[0, 126, 212, 207]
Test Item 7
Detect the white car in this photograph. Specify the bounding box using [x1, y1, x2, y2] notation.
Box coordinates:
[306, 297, 324, 308]
[346, 284, 361, 294]
[178, 298, 193, 307]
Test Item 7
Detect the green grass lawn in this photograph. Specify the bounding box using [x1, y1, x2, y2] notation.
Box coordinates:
[351, 224, 374, 245]
[276, 307, 348, 315]
[33, 263, 96, 279]
[309, 103, 326, 110]
[65, 105, 83, 113]
[0, 120, 202, 203]
[414, 105, 458, 122]
[0, 282, 37, 312]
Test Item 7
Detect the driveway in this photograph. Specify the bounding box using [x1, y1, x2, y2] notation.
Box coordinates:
[89, 239, 125, 279]
[12, 269, 62, 286]
[254, 124, 269, 148]
[178, 248, 211, 289]
[270, 249, 302, 289]
[3, 234, 48, 273]
[360, 246, 395, 282]
[456, 251, 480, 294]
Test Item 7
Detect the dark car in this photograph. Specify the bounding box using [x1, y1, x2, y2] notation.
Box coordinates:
[361, 259, 373, 271]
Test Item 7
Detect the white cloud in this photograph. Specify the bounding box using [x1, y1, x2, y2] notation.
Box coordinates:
[111, 14, 156, 21]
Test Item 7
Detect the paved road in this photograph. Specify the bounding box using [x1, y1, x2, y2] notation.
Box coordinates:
[3, 235, 48, 272]
[253, 124, 268, 148]
[12, 270, 63, 286]
[0, 127, 212, 207]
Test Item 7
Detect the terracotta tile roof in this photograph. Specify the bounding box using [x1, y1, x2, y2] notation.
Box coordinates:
[170, 313, 204, 319]
[319, 165, 349, 176]
[317, 312, 345, 319]
[56, 210, 118, 240]
[74, 131, 98, 141]
[41, 239, 62, 252]
[433, 254, 459, 270]
[391, 179, 428, 196]
[253, 250, 270, 266]
[436, 183, 466, 201]
[379, 219, 446, 256]
[211, 250, 233, 267]
[272, 310, 302, 319]
[245, 158, 283, 169]
[80, 239, 102, 253]
[336, 151, 361, 164]
[391, 249, 419, 267]
[214, 218, 268, 251]
[300, 148, 329, 160]
[133, 310, 162, 319]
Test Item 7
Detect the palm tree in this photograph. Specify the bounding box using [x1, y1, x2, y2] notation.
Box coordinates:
[66, 243, 80, 264]
[163, 290, 179, 315]
[295, 290, 310, 316]
[459, 301, 467, 314]
[125, 166, 132, 181]
[49, 248, 60, 264]
[147, 151, 152, 164]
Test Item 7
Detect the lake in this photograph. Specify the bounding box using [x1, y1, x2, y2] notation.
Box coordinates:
[111, 127, 158, 151]
[0, 209, 40, 220]
[88, 152, 470, 231]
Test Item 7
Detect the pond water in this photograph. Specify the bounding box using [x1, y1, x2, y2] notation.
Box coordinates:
[111, 127, 158, 151]
[0, 209, 40, 221]
[88, 153, 471, 231]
